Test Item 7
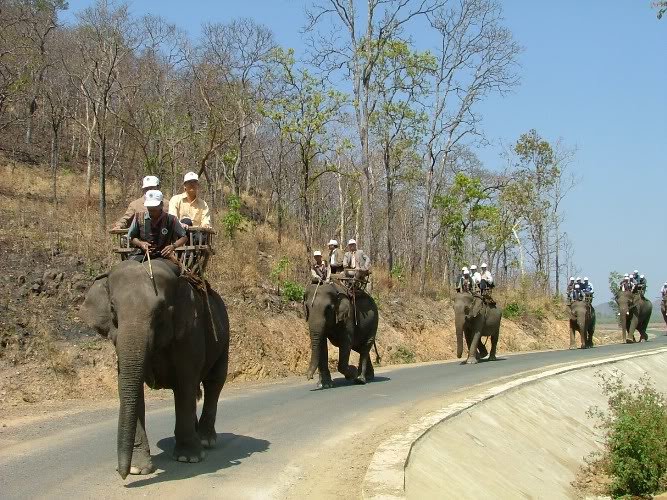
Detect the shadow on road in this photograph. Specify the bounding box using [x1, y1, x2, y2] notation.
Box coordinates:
[125, 432, 269, 488]
[308, 375, 391, 391]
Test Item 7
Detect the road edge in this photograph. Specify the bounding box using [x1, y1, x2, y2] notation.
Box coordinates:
[361, 346, 667, 500]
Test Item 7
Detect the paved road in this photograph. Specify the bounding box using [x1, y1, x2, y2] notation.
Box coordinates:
[2, 334, 666, 499]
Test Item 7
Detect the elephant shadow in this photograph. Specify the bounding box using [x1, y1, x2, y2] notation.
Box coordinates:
[309, 375, 391, 391]
[125, 433, 270, 488]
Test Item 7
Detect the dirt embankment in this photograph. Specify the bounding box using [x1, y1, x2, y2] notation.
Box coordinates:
[0, 157, 623, 414]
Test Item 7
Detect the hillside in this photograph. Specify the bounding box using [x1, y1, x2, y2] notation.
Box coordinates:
[0, 154, 625, 411]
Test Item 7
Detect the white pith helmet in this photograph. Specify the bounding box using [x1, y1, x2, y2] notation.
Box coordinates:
[623, 273, 629, 278]
[634, 270, 639, 274]
[569, 277, 574, 281]
[328, 239, 338, 246]
[576, 276, 581, 281]
[584, 277, 589, 281]
[640, 275, 645, 279]
[313, 251, 322, 257]
[347, 239, 357, 246]
[470, 265, 477, 270]
[463, 269, 470, 275]
[481, 263, 488, 268]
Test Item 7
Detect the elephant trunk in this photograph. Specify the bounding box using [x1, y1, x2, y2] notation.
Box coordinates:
[455, 315, 465, 359]
[306, 331, 322, 380]
[116, 331, 147, 479]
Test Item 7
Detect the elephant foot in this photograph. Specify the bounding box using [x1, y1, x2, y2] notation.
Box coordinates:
[317, 380, 334, 389]
[354, 375, 367, 385]
[198, 428, 217, 449]
[173, 441, 205, 463]
[341, 365, 357, 380]
[568, 344, 577, 350]
[488, 355, 497, 361]
[465, 358, 479, 365]
[129, 447, 154, 475]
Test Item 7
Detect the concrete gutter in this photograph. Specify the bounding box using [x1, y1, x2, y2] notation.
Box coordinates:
[361, 346, 667, 500]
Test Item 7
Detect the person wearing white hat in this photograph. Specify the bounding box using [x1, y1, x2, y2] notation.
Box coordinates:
[311, 250, 330, 283]
[128, 190, 188, 262]
[327, 239, 344, 274]
[620, 274, 633, 292]
[469, 265, 481, 290]
[633, 274, 647, 296]
[168, 171, 211, 229]
[479, 263, 494, 293]
[582, 277, 593, 298]
[343, 239, 371, 280]
[456, 267, 472, 293]
[112, 175, 168, 229]
[566, 277, 576, 302]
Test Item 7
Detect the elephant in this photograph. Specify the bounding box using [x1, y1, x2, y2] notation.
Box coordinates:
[80, 259, 230, 479]
[303, 282, 378, 388]
[568, 300, 596, 349]
[616, 290, 652, 343]
[661, 297, 667, 331]
[453, 292, 501, 364]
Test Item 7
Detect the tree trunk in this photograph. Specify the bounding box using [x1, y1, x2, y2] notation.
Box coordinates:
[51, 127, 59, 205]
[384, 145, 394, 273]
[99, 133, 107, 229]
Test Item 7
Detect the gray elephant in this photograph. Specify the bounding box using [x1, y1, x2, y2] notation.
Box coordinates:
[303, 283, 378, 388]
[616, 290, 652, 343]
[81, 259, 230, 479]
[569, 300, 596, 349]
[453, 292, 500, 364]
[661, 296, 667, 331]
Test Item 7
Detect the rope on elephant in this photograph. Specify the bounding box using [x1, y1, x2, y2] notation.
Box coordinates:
[175, 260, 220, 343]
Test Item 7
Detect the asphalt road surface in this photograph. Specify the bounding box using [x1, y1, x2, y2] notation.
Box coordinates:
[2, 333, 666, 499]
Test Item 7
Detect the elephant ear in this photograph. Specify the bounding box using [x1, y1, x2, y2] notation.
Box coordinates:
[335, 293, 350, 324]
[470, 297, 484, 319]
[80, 275, 114, 337]
[568, 306, 576, 321]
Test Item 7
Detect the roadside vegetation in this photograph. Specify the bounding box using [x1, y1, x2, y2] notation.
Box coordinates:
[577, 371, 667, 498]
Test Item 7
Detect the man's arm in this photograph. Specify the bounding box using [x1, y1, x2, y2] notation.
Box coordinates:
[200, 201, 211, 227]
[113, 202, 136, 229]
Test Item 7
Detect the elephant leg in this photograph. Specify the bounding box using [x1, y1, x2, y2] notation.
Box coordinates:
[130, 385, 154, 475]
[569, 327, 577, 349]
[198, 381, 223, 449]
[318, 337, 333, 389]
[337, 344, 356, 381]
[172, 383, 204, 463]
[466, 332, 482, 364]
[198, 354, 227, 448]
[488, 332, 499, 361]
[355, 350, 372, 384]
[476, 341, 488, 359]
[364, 351, 375, 380]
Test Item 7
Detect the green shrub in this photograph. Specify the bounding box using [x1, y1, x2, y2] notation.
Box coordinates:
[588, 372, 667, 497]
[390, 345, 415, 364]
[502, 301, 524, 318]
[389, 264, 404, 281]
[221, 195, 246, 238]
[281, 280, 304, 302]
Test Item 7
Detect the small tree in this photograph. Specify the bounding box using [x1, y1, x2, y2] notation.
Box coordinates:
[607, 271, 623, 316]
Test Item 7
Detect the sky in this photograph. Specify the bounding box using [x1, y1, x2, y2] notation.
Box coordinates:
[62, 1, 667, 302]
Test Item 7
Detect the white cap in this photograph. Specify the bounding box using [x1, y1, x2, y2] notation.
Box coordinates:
[576, 276, 581, 281]
[640, 274, 644, 279]
[348, 239, 357, 245]
[664, 282, 667, 285]
[144, 190, 164, 207]
[470, 265, 477, 270]
[462, 266, 468, 272]
[183, 171, 199, 183]
[328, 239, 338, 246]
[623, 273, 629, 278]
[584, 277, 589, 281]
[481, 263, 487, 268]
[634, 270, 639, 274]
[463, 269, 470, 275]
[142, 175, 159, 189]
[313, 250, 322, 257]
[569, 277, 574, 281]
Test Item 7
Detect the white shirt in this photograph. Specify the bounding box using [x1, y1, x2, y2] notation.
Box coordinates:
[480, 270, 493, 284]
[471, 271, 482, 284]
